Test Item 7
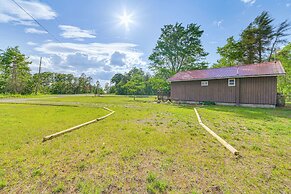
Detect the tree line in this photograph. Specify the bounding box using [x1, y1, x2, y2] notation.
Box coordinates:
[109, 67, 170, 97]
[0, 11, 290, 98]
[0, 47, 103, 95]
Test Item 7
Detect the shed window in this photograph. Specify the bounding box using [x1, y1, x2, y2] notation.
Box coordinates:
[228, 79, 235, 86]
[201, 81, 208, 86]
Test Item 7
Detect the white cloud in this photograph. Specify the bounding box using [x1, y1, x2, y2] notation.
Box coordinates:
[213, 20, 223, 28]
[31, 41, 147, 82]
[35, 42, 145, 63]
[25, 28, 48, 34]
[59, 25, 96, 40]
[0, 0, 57, 25]
[110, 51, 126, 66]
[241, 0, 256, 5]
[27, 41, 37, 46]
[14, 20, 37, 26]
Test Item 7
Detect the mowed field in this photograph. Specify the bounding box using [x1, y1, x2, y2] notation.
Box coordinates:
[0, 95, 290, 193]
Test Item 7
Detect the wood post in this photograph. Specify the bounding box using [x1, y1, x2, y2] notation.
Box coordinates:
[235, 78, 240, 105]
[35, 57, 42, 95]
[42, 107, 115, 142]
[194, 108, 239, 155]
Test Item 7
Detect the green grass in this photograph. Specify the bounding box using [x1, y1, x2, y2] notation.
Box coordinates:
[0, 95, 290, 193]
[0, 93, 53, 99]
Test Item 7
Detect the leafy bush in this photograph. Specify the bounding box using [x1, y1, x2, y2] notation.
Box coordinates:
[146, 172, 169, 193]
[0, 180, 6, 190]
[201, 101, 216, 105]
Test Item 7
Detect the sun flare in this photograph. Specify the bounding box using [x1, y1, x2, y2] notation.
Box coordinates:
[118, 10, 134, 31]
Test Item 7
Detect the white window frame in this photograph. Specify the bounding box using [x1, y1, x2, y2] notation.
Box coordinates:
[201, 81, 208, 87]
[228, 78, 236, 87]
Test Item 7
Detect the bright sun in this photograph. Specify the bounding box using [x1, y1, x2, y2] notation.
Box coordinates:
[118, 10, 134, 31]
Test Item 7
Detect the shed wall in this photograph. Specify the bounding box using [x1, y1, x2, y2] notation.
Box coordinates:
[239, 77, 277, 105]
[170, 76, 277, 105]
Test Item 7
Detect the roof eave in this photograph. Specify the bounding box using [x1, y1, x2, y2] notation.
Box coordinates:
[169, 73, 285, 82]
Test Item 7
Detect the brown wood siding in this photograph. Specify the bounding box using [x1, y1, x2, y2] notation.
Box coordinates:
[171, 76, 277, 105]
[239, 77, 277, 105]
[171, 79, 236, 103]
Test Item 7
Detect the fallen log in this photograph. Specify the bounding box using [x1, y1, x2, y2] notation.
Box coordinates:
[42, 107, 115, 142]
[194, 108, 239, 155]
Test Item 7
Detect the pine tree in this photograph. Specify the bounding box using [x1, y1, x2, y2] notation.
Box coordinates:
[0, 47, 32, 94]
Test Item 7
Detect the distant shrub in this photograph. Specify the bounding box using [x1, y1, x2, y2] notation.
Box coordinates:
[251, 145, 261, 151]
[52, 183, 65, 193]
[0, 180, 6, 190]
[146, 172, 169, 193]
[147, 172, 156, 183]
[32, 168, 42, 177]
[200, 101, 216, 105]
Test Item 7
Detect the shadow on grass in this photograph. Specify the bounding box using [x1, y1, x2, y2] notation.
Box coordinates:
[168, 102, 291, 120]
[200, 105, 291, 120]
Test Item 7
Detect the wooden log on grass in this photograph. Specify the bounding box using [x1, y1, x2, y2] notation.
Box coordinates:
[194, 108, 239, 155]
[42, 107, 115, 142]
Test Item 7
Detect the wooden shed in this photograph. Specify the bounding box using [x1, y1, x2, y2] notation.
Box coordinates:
[168, 61, 285, 108]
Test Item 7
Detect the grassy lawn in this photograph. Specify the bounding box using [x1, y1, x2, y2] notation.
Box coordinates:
[0, 96, 290, 193]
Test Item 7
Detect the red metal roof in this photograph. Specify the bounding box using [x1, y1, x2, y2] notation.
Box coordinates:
[168, 61, 285, 82]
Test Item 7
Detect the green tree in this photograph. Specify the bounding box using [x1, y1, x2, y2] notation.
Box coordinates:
[252, 11, 274, 63]
[149, 77, 170, 95]
[239, 11, 274, 64]
[268, 20, 291, 61]
[122, 73, 146, 100]
[275, 43, 291, 100]
[78, 73, 92, 94]
[111, 73, 126, 94]
[149, 23, 208, 78]
[213, 37, 243, 68]
[104, 82, 110, 94]
[32, 72, 54, 94]
[110, 67, 155, 96]
[215, 11, 290, 67]
[0, 47, 32, 94]
[94, 80, 102, 96]
[0, 54, 4, 92]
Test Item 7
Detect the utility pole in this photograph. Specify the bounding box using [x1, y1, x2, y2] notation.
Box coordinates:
[35, 57, 42, 95]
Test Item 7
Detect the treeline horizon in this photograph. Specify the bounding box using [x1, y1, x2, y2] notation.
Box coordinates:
[0, 11, 290, 97]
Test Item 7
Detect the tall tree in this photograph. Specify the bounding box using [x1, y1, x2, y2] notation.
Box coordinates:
[240, 25, 259, 64]
[149, 23, 208, 78]
[94, 80, 101, 96]
[268, 20, 291, 61]
[78, 73, 92, 94]
[274, 43, 291, 99]
[0, 54, 4, 92]
[104, 82, 110, 94]
[253, 11, 274, 62]
[0, 47, 32, 94]
[215, 11, 290, 67]
[111, 73, 126, 94]
[213, 37, 243, 68]
[240, 12, 274, 64]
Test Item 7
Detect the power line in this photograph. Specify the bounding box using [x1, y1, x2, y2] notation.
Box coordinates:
[10, 0, 63, 44]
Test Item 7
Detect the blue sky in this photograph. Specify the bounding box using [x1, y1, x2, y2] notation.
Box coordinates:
[0, 0, 290, 84]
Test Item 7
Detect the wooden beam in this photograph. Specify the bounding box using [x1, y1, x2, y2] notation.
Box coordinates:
[42, 107, 115, 142]
[194, 108, 239, 155]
